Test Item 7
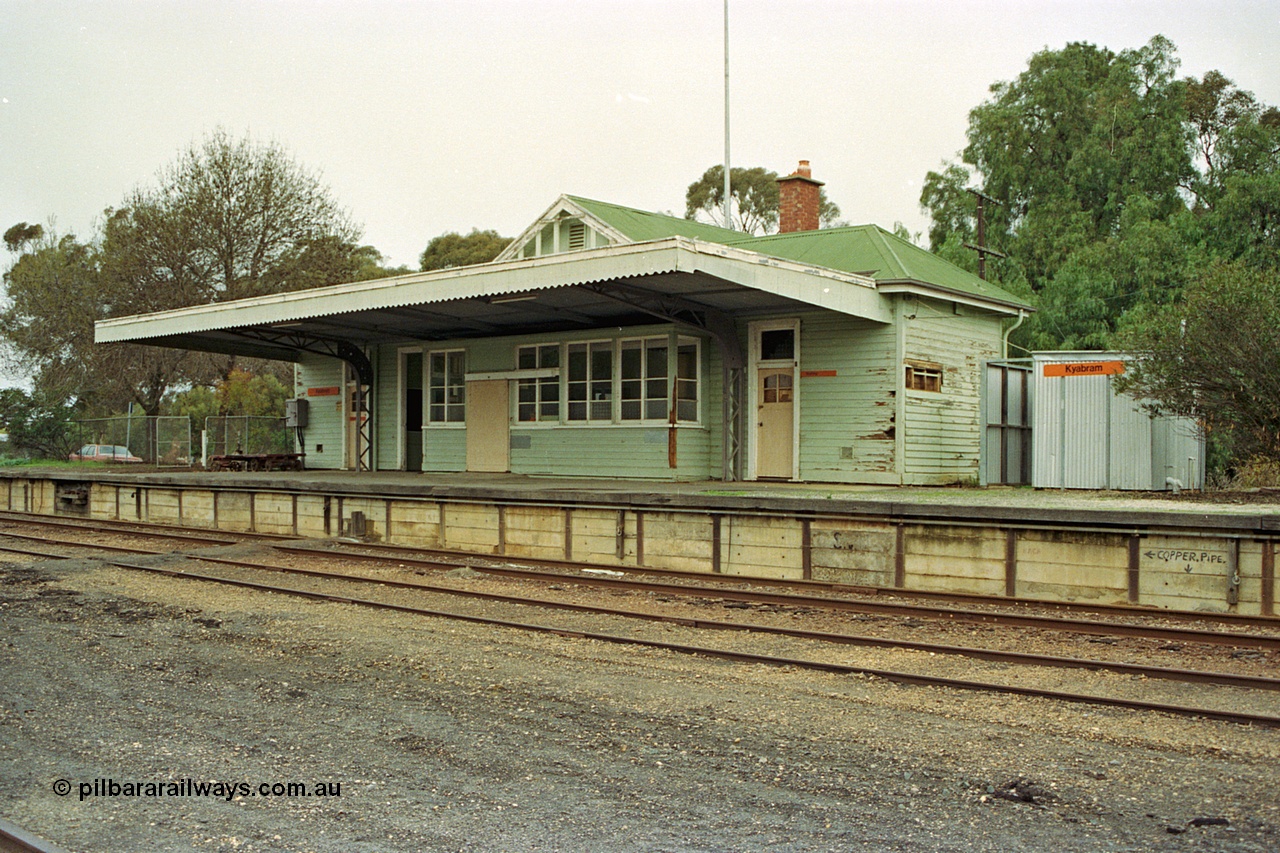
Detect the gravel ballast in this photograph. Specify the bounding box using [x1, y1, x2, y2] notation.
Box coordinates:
[1, 551, 1277, 852]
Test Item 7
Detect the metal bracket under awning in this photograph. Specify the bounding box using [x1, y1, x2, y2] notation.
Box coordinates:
[224, 328, 375, 472]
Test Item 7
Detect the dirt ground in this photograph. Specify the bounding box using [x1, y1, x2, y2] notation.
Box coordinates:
[1, 550, 1277, 853]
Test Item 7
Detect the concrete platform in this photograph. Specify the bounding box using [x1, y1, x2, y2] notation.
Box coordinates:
[3, 467, 1278, 615]
[9, 466, 1280, 525]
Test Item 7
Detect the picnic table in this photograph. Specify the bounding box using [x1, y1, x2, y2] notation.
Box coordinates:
[207, 453, 305, 472]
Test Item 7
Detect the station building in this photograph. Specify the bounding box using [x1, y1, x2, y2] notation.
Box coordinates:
[97, 162, 1032, 485]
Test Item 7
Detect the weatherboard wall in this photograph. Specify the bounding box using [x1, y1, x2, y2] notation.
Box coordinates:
[900, 300, 1002, 484]
[289, 300, 1004, 483]
[795, 312, 898, 484]
[351, 324, 720, 479]
[295, 354, 346, 470]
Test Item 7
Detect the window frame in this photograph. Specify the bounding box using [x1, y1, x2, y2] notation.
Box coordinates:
[426, 349, 467, 426]
[512, 335, 703, 428]
[516, 344, 562, 423]
[904, 360, 944, 393]
[566, 339, 616, 424]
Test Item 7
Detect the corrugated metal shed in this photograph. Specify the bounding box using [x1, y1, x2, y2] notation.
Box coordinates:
[1030, 352, 1204, 490]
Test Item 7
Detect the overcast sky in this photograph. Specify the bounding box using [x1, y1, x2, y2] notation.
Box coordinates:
[3, 0, 1279, 272]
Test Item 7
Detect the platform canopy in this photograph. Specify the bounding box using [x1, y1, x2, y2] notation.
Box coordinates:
[96, 237, 890, 362]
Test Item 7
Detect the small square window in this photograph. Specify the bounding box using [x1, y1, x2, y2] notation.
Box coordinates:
[905, 361, 943, 393]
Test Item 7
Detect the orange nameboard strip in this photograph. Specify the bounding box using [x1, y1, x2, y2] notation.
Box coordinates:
[1043, 361, 1125, 377]
[307, 386, 342, 397]
[800, 370, 838, 378]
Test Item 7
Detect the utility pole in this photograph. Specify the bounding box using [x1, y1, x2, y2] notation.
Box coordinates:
[963, 188, 1006, 280]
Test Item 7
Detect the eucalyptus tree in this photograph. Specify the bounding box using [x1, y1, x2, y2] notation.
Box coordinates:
[685, 165, 841, 234]
[419, 229, 512, 271]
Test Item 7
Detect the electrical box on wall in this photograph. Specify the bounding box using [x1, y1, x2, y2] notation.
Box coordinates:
[285, 398, 309, 428]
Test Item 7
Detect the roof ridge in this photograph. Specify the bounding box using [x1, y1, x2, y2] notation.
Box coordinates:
[551, 195, 1029, 310]
[565, 195, 746, 241]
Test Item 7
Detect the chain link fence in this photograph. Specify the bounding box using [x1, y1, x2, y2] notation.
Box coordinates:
[203, 416, 294, 458]
[59, 415, 296, 469]
[69, 416, 192, 467]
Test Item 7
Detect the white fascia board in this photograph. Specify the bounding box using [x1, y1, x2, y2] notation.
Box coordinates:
[97, 237, 892, 344]
[96, 240, 687, 343]
[678, 240, 891, 324]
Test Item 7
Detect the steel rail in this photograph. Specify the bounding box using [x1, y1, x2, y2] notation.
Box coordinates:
[6, 531, 1270, 691]
[102, 557, 1280, 729]
[0, 819, 70, 853]
[0, 512, 258, 545]
[0, 531, 159, 556]
[6, 510, 1277, 629]
[0, 543, 70, 560]
[4, 516, 1275, 650]
[187, 553, 1280, 692]
[276, 543, 1280, 651]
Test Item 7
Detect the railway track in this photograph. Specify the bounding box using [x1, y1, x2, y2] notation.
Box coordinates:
[6, 515, 1277, 652]
[5, 509, 1277, 630]
[2, 516, 1278, 728]
[277, 542, 1280, 651]
[0, 819, 68, 853]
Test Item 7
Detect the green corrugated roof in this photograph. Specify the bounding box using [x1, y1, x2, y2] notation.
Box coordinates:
[566, 196, 746, 244]
[726, 226, 1031, 308]
[565, 195, 1031, 310]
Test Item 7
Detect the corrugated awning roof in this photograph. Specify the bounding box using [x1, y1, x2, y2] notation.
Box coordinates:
[96, 237, 892, 362]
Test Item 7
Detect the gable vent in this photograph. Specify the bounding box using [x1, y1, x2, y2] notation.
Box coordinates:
[568, 222, 587, 250]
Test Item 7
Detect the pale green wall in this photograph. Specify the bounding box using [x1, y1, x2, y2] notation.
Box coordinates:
[510, 426, 709, 479]
[301, 298, 1004, 482]
[900, 299, 1003, 484]
[295, 354, 346, 469]
[375, 344, 398, 471]
[370, 323, 715, 479]
[424, 430, 466, 472]
[796, 312, 898, 483]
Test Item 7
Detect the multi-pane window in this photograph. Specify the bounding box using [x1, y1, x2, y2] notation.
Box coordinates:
[567, 341, 613, 422]
[762, 372, 794, 403]
[620, 338, 671, 421]
[676, 340, 699, 422]
[905, 360, 943, 393]
[516, 337, 700, 425]
[517, 344, 560, 422]
[428, 350, 466, 423]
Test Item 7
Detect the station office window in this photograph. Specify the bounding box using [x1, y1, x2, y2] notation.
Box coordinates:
[516, 336, 700, 425]
[517, 344, 560, 422]
[904, 360, 944, 393]
[675, 340, 698, 421]
[428, 350, 466, 422]
[567, 341, 613, 422]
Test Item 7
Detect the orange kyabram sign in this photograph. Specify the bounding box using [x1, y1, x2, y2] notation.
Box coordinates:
[1042, 361, 1126, 377]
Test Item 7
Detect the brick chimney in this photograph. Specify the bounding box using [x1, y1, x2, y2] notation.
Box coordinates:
[776, 160, 824, 233]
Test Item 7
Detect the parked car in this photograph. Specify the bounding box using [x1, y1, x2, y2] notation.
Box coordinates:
[69, 444, 144, 463]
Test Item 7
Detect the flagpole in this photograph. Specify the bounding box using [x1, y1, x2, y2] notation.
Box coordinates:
[723, 0, 732, 229]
